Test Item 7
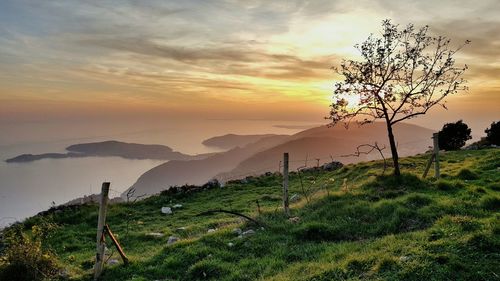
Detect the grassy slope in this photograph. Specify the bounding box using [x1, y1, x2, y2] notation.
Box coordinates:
[20, 149, 500, 280]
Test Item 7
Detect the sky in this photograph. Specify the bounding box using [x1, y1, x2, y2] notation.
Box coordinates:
[1, 0, 499, 139]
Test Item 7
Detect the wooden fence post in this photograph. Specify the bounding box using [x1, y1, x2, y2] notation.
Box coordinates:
[94, 182, 110, 280]
[433, 133, 440, 178]
[283, 153, 290, 216]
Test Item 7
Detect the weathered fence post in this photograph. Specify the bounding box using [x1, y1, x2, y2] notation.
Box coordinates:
[433, 133, 440, 178]
[94, 182, 110, 280]
[282, 153, 290, 216]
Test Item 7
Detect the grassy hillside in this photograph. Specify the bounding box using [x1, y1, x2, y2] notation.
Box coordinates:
[3, 149, 500, 281]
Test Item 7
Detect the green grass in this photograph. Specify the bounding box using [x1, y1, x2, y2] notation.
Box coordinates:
[4, 149, 500, 280]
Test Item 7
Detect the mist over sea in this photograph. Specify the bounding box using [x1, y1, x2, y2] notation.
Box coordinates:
[0, 119, 317, 227]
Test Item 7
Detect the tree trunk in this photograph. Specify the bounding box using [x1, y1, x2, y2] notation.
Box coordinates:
[386, 123, 401, 176]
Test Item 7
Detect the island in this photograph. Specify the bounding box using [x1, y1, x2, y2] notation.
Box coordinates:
[5, 140, 214, 163]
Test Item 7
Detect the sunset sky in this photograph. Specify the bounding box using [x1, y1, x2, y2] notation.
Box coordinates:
[1, 0, 499, 137]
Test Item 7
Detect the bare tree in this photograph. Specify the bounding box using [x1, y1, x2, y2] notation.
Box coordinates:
[328, 20, 469, 176]
[341, 143, 387, 174]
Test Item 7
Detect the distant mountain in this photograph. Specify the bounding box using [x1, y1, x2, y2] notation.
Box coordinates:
[202, 134, 287, 150]
[218, 122, 434, 179]
[5, 140, 213, 163]
[124, 135, 290, 197]
[128, 122, 435, 197]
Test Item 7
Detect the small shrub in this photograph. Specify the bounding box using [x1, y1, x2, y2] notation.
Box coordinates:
[456, 169, 479, 180]
[0, 223, 61, 281]
[480, 196, 500, 211]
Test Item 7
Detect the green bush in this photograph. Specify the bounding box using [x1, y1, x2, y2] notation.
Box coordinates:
[438, 120, 472, 151]
[0, 223, 61, 281]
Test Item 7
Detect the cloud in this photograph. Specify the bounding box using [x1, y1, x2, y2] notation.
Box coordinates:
[0, 0, 499, 123]
[77, 36, 336, 81]
[429, 19, 500, 59]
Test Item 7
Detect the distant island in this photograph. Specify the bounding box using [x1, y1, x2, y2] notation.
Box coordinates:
[5, 140, 214, 163]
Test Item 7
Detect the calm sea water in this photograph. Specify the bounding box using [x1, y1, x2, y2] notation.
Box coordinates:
[0, 119, 318, 227]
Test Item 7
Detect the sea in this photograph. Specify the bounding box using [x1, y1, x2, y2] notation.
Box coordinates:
[0, 119, 319, 228]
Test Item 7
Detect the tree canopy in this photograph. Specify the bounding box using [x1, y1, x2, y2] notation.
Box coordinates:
[485, 121, 500, 145]
[328, 20, 469, 176]
[438, 120, 472, 150]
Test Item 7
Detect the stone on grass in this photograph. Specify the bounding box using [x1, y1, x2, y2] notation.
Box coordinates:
[288, 217, 300, 223]
[322, 161, 343, 171]
[207, 228, 216, 233]
[107, 259, 119, 265]
[167, 236, 179, 245]
[232, 228, 243, 235]
[228, 242, 234, 247]
[242, 229, 255, 237]
[161, 207, 172, 214]
[146, 232, 164, 238]
[399, 256, 410, 262]
[172, 204, 183, 208]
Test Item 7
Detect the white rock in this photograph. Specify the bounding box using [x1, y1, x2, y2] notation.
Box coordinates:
[228, 242, 234, 247]
[146, 232, 164, 238]
[242, 230, 255, 237]
[172, 204, 183, 208]
[167, 236, 179, 245]
[207, 228, 216, 233]
[107, 259, 119, 265]
[177, 226, 187, 231]
[399, 256, 410, 262]
[161, 207, 172, 214]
